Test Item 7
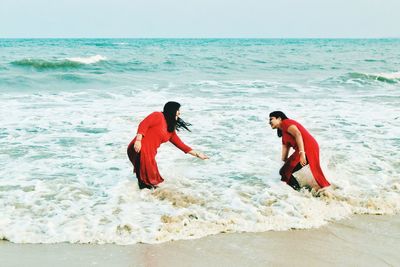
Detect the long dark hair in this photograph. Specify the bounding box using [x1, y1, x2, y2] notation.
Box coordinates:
[269, 111, 288, 138]
[163, 101, 191, 132]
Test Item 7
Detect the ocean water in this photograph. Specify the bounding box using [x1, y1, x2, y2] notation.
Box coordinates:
[0, 39, 399, 244]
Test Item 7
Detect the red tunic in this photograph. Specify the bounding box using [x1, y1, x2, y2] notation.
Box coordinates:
[128, 112, 192, 186]
[280, 119, 330, 188]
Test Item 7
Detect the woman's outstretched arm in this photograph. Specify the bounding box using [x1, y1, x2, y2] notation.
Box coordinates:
[169, 131, 209, 160]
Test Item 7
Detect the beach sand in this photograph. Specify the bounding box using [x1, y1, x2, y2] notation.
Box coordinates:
[1, 214, 399, 267]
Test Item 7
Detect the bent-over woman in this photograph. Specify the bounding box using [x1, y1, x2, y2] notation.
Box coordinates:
[269, 111, 330, 190]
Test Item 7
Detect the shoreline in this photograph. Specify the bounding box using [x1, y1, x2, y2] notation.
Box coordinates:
[1, 214, 399, 266]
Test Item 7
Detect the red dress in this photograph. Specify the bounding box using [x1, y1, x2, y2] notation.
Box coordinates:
[280, 119, 330, 188]
[127, 112, 192, 186]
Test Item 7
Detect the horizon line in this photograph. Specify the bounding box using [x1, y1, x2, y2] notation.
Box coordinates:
[1, 37, 400, 40]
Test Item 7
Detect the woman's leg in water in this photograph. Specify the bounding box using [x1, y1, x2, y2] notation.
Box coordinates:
[280, 162, 303, 191]
[287, 163, 302, 191]
[134, 153, 154, 190]
[127, 145, 155, 190]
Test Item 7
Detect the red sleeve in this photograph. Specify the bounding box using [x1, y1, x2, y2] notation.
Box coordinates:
[281, 119, 288, 132]
[281, 119, 296, 132]
[281, 120, 298, 148]
[137, 112, 162, 136]
[169, 131, 192, 153]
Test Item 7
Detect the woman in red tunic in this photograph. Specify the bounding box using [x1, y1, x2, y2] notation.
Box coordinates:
[127, 101, 209, 189]
[269, 111, 330, 190]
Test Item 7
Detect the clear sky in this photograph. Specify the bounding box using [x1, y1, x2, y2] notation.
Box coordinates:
[1, 0, 399, 38]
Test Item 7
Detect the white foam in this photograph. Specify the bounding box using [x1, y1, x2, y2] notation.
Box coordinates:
[376, 71, 400, 79]
[0, 80, 399, 244]
[292, 165, 320, 189]
[66, 55, 107, 64]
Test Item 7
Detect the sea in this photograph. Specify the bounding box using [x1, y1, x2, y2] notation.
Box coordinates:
[0, 38, 399, 244]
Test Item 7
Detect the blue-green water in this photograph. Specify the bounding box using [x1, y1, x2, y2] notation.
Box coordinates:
[0, 39, 399, 244]
[2, 39, 400, 91]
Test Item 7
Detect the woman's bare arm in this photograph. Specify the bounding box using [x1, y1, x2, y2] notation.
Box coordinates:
[287, 125, 307, 166]
[281, 144, 289, 162]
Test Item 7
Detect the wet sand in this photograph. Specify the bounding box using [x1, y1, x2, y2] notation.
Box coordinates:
[1, 214, 399, 267]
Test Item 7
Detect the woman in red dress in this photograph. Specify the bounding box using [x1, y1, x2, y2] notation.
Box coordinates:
[127, 101, 209, 189]
[269, 111, 330, 190]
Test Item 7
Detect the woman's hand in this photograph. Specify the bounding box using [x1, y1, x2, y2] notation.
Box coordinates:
[300, 152, 307, 166]
[189, 150, 209, 160]
[196, 152, 209, 160]
[134, 140, 142, 153]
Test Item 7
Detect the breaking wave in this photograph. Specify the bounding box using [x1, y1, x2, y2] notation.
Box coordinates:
[345, 72, 400, 84]
[11, 55, 106, 70]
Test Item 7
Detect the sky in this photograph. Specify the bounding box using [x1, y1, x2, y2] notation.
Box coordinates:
[1, 0, 399, 38]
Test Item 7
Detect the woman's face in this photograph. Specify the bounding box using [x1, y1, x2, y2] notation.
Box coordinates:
[176, 109, 180, 120]
[269, 116, 281, 129]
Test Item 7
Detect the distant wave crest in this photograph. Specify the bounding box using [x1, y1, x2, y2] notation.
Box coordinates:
[11, 55, 106, 70]
[11, 59, 82, 69]
[66, 55, 107, 64]
[346, 72, 400, 84]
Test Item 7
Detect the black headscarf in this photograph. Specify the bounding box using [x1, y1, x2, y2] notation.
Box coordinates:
[163, 101, 191, 132]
